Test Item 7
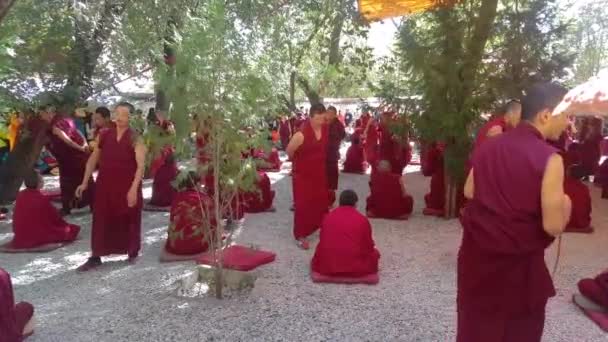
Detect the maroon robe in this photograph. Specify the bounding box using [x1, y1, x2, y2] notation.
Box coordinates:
[257, 148, 282, 172]
[366, 170, 413, 219]
[92, 128, 142, 257]
[564, 177, 591, 231]
[578, 272, 608, 310]
[311, 206, 380, 277]
[597, 158, 608, 199]
[422, 142, 445, 216]
[10, 189, 80, 249]
[458, 123, 556, 342]
[342, 140, 367, 174]
[326, 118, 346, 191]
[279, 119, 291, 150]
[0, 268, 34, 342]
[293, 121, 329, 239]
[149, 160, 178, 207]
[364, 123, 379, 168]
[474, 116, 507, 150]
[165, 189, 216, 255]
[242, 171, 275, 213]
[47, 115, 94, 211]
[580, 132, 603, 177]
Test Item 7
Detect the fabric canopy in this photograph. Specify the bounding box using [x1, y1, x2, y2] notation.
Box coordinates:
[358, 0, 458, 21]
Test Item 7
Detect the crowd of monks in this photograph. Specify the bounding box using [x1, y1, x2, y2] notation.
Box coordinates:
[1, 75, 608, 341]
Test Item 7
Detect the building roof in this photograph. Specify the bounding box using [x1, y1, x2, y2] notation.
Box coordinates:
[358, 0, 457, 21]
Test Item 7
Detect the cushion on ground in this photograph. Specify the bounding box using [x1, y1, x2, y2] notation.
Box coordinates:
[197, 245, 276, 271]
[41, 189, 62, 202]
[0, 241, 66, 253]
[573, 294, 608, 332]
[143, 203, 171, 212]
[310, 271, 379, 285]
[565, 226, 594, 234]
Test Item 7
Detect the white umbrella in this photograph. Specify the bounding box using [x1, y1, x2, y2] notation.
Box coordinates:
[554, 70, 608, 117]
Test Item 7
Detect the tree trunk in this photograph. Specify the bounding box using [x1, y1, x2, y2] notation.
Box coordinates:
[444, 170, 459, 219]
[0, 0, 17, 23]
[289, 71, 296, 109]
[0, 120, 48, 205]
[296, 75, 321, 106]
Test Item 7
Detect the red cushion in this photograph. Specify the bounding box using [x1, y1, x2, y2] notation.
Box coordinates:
[573, 294, 608, 331]
[197, 245, 276, 271]
[310, 271, 379, 285]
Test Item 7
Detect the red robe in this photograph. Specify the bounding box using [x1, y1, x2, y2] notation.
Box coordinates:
[564, 177, 591, 231]
[165, 189, 216, 255]
[458, 124, 556, 342]
[366, 170, 413, 219]
[279, 119, 291, 150]
[342, 141, 367, 174]
[580, 132, 603, 177]
[149, 161, 178, 207]
[47, 115, 94, 211]
[327, 119, 346, 191]
[0, 268, 34, 342]
[92, 128, 143, 257]
[364, 123, 379, 168]
[10, 189, 80, 249]
[597, 159, 608, 199]
[257, 148, 282, 172]
[422, 142, 445, 216]
[242, 171, 275, 213]
[474, 116, 507, 149]
[149, 146, 174, 179]
[293, 121, 329, 239]
[311, 206, 380, 277]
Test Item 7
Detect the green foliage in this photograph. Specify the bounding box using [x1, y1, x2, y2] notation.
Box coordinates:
[568, 1, 608, 83]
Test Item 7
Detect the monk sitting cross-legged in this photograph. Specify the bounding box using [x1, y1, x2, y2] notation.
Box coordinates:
[147, 152, 179, 208]
[342, 133, 368, 174]
[160, 171, 218, 262]
[564, 165, 592, 233]
[366, 160, 413, 220]
[8, 170, 80, 250]
[241, 170, 276, 213]
[311, 190, 380, 277]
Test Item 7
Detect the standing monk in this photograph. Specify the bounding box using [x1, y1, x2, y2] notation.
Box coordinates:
[457, 83, 572, 342]
[75, 102, 146, 271]
[279, 115, 292, 150]
[40, 105, 94, 216]
[474, 100, 522, 149]
[579, 117, 603, 179]
[326, 106, 346, 206]
[287, 104, 329, 249]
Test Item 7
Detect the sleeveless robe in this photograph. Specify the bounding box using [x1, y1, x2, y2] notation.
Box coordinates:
[422, 142, 445, 215]
[0, 267, 34, 342]
[311, 206, 380, 277]
[326, 119, 345, 190]
[564, 177, 591, 231]
[165, 189, 216, 255]
[366, 171, 413, 219]
[149, 160, 178, 207]
[10, 189, 80, 249]
[293, 121, 329, 239]
[458, 123, 556, 342]
[242, 171, 275, 213]
[92, 128, 143, 257]
[47, 115, 94, 211]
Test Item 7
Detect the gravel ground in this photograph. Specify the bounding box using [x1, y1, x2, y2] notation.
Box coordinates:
[1, 148, 608, 342]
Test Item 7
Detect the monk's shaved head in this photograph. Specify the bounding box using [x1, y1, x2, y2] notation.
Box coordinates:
[339, 190, 358, 207]
[521, 83, 568, 121]
[378, 160, 391, 172]
[309, 103, 326, 117]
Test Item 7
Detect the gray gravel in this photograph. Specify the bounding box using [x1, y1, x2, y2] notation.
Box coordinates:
[1, 151, 607, 342]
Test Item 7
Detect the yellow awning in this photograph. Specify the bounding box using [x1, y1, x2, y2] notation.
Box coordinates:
[358, 0, 458, 21]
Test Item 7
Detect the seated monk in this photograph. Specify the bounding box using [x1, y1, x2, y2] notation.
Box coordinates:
[311, 190, 380, 277]
[577, 271, 608, 312]
[160, 171, 218, 262]
[342, 135, 368, 174]
[256, 147, 282, 172]
[241, 170, 275, 213]
[422, 142, 445, 217]
[366, 160, 413, 220]
[9, 170, 80, 249]
[148, 152, 178, 207]
[0, 267, 35, 341]
[565, 165, 592, 232]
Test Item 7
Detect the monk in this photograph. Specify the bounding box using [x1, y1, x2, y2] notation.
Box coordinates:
[148, 152, 178, 207]
[9, 170, 80, 249]
[458, 83, 572, 342]
[598, 158, 608, 199]
[287, 103, 329, 249]
[148, 114, 175, 179]
[0, 267, 35, 342]
[256, 147, 282, 172]
[579, 117, 603, 179]
[75, 102, 146, 271]
[160, 171, 218, 262]
[279, 115, 292, 150]
[40, 105, 95, 216]
[241, 170, 275, 213]
[326, 106, 346, 204]
[311, 190, 380, 277]
[422, 142, 446, 217]
[91, 106, 113, 141]
[363, 118, 379, 169]
[576, 271, 608, 313]
[474, 100, 522, 149]
[366, 160, 413, 220]
[564, 165, 592, 233]
[342, 133, 367, 174]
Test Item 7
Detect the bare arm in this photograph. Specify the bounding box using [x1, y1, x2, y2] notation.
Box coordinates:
[286, 131, 304, 160]
[486, 125, 503, 138]
[130, 138, 147, 192]
[81, 137, 101, 186]
[541, 154, 570, 237]
[52, 127, 87, 151]
[464, 169, 474, 199]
